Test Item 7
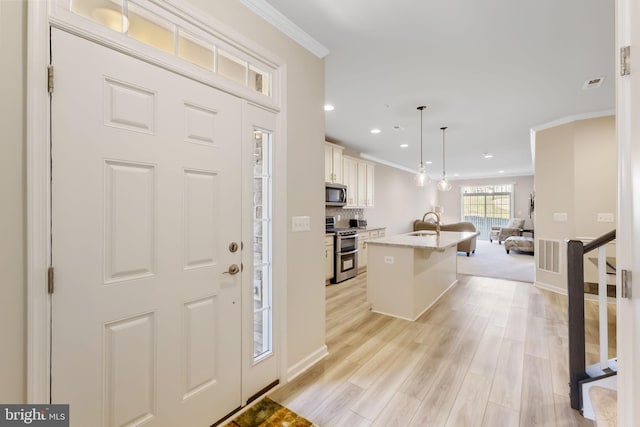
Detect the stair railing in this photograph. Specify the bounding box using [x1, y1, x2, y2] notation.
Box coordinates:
[566, 229, 616, 410]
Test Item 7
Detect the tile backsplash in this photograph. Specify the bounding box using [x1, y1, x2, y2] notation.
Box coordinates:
[326, 207, 365, 227]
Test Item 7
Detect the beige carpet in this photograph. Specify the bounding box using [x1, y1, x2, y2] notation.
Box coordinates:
[457, 239, 535, 283]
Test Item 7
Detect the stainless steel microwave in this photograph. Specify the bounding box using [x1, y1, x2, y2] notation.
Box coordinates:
[325, 183, 347, 207]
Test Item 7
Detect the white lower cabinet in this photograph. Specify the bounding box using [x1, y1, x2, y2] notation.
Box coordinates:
[358, 231, 370, 270]
[325, 235, 334, 281]
[357, 228, 385, 271]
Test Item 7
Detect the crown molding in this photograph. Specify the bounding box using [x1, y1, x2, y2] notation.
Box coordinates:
[359, 153, 419, 174]
[531, 109, 615, 132]
[239, 0, 330, 58]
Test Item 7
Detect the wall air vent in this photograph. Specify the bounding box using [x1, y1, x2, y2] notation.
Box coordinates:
[538, 239, 561, 274]
[582, 77, 605, 90]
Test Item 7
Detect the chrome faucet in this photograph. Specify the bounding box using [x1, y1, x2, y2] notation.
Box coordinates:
[422, 211, 441, 235]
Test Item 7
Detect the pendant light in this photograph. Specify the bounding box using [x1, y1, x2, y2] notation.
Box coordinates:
[414, 106, 430, 186]
[437, 126, 452, 191]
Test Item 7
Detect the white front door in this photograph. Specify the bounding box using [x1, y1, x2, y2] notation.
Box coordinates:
[50, 28, 242, 426]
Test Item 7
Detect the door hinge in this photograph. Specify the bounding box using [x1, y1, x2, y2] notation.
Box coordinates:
[47, 65, 54, 93]
[621, 269, 632, 299]
[620, 46, 630, 76]
[48, 266, 55, 294]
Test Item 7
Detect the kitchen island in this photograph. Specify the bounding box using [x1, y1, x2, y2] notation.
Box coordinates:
[366, 230, 478, 321]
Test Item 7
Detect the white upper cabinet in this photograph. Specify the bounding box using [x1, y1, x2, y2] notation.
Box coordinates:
[324, 142, 344, 184]
[342, 156, 359, 208]
[344, 155, 375, 209]
[357, 161, 375, 207]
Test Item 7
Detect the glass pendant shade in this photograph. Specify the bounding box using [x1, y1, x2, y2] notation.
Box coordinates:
[437, 178, 452, 191]
[415, 106, 430, 186]
[414, 164, 430, 187]
[438, 126, 452, 192]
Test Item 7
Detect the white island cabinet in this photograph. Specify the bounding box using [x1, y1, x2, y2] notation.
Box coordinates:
[366, 231, 478, 321]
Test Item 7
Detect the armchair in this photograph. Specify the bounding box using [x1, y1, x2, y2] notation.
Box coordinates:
[489, 218, 525, 244]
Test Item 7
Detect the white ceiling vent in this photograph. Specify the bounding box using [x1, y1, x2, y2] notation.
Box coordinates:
[583, 76, 605, 89]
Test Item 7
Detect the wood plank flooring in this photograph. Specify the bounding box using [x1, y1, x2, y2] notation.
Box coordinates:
[270, 273, 615, 426]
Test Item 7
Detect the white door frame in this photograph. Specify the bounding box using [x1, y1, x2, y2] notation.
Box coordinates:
[615, 0, 638, 423]
[26, 0, 288, 404]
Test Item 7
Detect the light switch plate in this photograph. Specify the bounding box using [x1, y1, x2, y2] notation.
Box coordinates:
[597, 213, 614, 223]
[292, 216, 311, 232]
[553, 212, 568, 222]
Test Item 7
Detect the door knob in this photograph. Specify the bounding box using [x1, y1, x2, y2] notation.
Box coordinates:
[229, 242, 239, 253]
[223, 264, 240, 275]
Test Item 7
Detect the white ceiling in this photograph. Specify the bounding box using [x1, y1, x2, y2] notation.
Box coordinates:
[262, 0, 615, 179]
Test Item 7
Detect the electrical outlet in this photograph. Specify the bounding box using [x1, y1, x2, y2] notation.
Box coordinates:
[384, 256, 394, 264]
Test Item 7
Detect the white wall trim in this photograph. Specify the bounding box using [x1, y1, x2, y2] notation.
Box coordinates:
[614, 0, 635, 421]
[238, 0, 329, 58]
[285, 345, 329, 382]
[26, 0, 52, 404]
[535, 280, 615, 304]
[274, 64, 289, 388]
[531, 109, 616, 133]
[534, 280, 567, 295]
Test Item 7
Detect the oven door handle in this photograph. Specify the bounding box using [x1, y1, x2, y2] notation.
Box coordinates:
[337, 233, 358, 239]
[339, 249, 358, 255]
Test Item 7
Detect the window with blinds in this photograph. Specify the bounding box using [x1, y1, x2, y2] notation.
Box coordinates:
[461, 184, 514, 240]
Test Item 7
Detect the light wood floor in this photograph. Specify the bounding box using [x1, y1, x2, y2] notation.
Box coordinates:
[269, 273, 616, 426]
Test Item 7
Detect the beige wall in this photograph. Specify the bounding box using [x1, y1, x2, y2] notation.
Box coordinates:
[2, 0, 325, 400]
[364, 163, 438, 235]
[535, 115, 616, 292]
[573, 117, 618, 237]
[0, 0, 26, 404]
[437, 175, 535, 229]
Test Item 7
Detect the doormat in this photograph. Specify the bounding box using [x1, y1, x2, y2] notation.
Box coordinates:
[224, 397, 316, 427]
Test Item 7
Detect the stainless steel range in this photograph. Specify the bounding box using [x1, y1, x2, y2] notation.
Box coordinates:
[326, 217, 358, 284]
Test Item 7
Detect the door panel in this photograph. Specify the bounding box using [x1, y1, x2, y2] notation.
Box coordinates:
[51, 28, 242, 426]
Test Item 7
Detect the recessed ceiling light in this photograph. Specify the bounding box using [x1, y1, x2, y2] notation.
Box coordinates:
[583, 77, 605, 90]
[483, 153, 493, 159]
[324, 104, 334, 111]
[498, 170, 505, 174]
[400, 143, 409, 148]
[425, 161, 433, 165]
[370, 128, 381, 134]
[453, 173, 460, 177]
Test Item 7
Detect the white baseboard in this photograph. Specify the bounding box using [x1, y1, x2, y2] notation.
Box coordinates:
[535, 280, 567, 295]
[285, 345, 329, 383]
[535, 280, 616, 303]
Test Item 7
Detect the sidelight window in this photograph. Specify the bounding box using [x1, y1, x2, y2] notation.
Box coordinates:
[252, 129, 272, 360]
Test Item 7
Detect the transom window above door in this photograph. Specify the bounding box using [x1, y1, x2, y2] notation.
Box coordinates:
[66, 0, 273, 97]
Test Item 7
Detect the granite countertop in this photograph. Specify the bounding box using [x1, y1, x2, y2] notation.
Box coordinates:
[367, 230, 479, 250]
[326, 225, 386, 235]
